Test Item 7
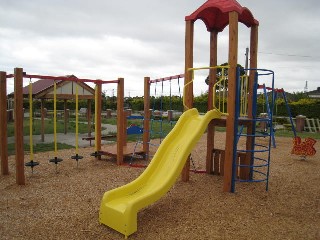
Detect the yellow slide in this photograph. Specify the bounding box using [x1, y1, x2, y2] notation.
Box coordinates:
[99, 108, 221, 238]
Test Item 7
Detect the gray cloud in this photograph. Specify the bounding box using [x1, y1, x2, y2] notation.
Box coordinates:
[0, 0, 319, 96]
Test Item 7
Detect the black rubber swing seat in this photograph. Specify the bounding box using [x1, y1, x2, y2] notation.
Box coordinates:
[25, 161, 40, 168]
[90, 151, 102, 157]
[49, 157, 63, 164]
[71, 154, 83, 161]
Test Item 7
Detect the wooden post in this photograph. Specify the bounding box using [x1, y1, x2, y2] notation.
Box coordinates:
[213, 150, 220, 175]
[143, 77, 150, 158]
[206, 30, 218, 174]
[0, 71, 9, 175]
[87, 99, 92, 137]
[40, 99, 45, 142]
[116, 78, 124, 165]
[106, 109, 112, 118]
[167, 110, 173, 121]
[242, 24, 259, 180]
[182, 20, 194, 182]
[64, 99, 68, 134]
[14, 68, 25, 185]
[223, 11, 238, 192]
[96, 82, 102, 154]
[123, 110, 128, 146]
[247, 25, 258, 118]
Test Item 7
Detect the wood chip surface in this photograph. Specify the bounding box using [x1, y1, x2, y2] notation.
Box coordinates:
[0, 132, 319, 239]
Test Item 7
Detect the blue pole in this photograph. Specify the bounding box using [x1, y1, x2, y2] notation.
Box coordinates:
[248, 71, 259, 180]
[282, 90, 297, 138]
[263, 85, 276, 148]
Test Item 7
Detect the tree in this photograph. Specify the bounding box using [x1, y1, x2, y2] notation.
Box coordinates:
[205, 62, 245, 89]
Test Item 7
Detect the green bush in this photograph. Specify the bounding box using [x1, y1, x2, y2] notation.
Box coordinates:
[289, 99, 320, 118]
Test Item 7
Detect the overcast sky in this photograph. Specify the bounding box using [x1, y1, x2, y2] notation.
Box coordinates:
[1, 0, 319, 97]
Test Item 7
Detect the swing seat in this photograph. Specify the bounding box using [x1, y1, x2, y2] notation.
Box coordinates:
[25, 160, 40, 168]
[127, 125, 143, 135]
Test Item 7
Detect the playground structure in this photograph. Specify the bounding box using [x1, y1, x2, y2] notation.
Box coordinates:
[0, 67, 185, 182]
[99, 0, 278, 238]
[0, 0, 273, 194]
[99, 74, 185, 165]
[0, 68, 125, 184]
[0, 0, 317, 238]
[183, 0, 262, 193]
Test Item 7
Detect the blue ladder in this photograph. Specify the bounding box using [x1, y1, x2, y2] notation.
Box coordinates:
[231, 68, 274, 192]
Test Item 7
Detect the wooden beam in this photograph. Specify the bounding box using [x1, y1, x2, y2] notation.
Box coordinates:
[247, 25, 259, 118]
[96, 83, 102, 155]
[0, 71, 9, 175]
[223, 11, 238, 192]
[116, 78, 124, 165]
[242, 24, 259, 180]
[123, 110, 128, 146]
[143, 77, 150, 159]
[208, 31, 218, 110]
[182, 20, 194, 182]
[206, 30, 218, 174]
[14, 68, 25, 185]
[40, 94, 94, 100]
[184, 20, 194, 110]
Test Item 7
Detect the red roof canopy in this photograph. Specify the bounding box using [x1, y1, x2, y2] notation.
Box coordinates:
[185, 0, 259, 32]
[22, 79, 62, 96]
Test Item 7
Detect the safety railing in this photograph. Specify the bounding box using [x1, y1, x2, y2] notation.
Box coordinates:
[239, 75, 249, 117]
[183, 65, 230, 115]
[212, 66, 229, 115]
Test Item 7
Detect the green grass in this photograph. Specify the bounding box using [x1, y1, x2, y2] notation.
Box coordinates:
[8, 142, 74, 156]
[239, 126, 320, 139]
[125, 119, 177, 142]
[7, 119, 94, 137]
[274, 130, 320, 139]
[7, 116, 318, 156]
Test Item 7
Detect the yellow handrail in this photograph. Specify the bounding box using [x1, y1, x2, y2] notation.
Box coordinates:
[212, 71, 229, 115]
[240, 75, 249, 117]
[183, 65, 249, 117]
[183, 65, 230, 111]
